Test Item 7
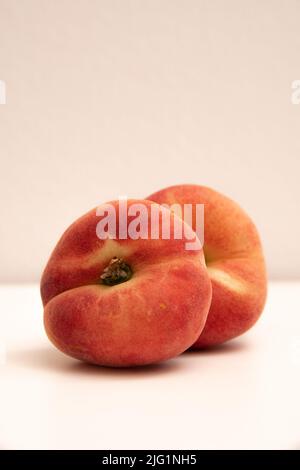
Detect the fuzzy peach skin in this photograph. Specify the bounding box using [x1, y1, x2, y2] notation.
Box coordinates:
[147, 185, 267, 348]
[41, 199, 212, 367]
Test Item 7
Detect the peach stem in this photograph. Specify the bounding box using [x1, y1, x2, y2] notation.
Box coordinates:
[100, 257, 132, 286]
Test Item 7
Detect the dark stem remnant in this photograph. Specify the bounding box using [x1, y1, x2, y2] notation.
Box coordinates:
[100, 257, 132, 286]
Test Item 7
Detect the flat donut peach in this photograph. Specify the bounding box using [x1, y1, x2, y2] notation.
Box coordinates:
[147, 185, 267, 348]
[41, 199, 212, 366]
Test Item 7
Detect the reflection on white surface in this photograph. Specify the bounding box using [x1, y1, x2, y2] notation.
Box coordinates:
[0, 80, 5, 105]
[0, 282, 299, 449]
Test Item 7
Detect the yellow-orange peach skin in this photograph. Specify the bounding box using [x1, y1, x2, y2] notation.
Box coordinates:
[147, 185, 267, 348]
[41, 199, 212, 366]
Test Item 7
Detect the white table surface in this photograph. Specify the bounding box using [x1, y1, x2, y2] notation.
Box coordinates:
[0, 281, 299, 450]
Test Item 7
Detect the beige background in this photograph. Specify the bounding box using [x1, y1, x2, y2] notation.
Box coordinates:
[0, 0, 299, 282]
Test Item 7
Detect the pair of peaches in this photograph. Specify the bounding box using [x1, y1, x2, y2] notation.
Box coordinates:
[41, 185, 267, 367]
